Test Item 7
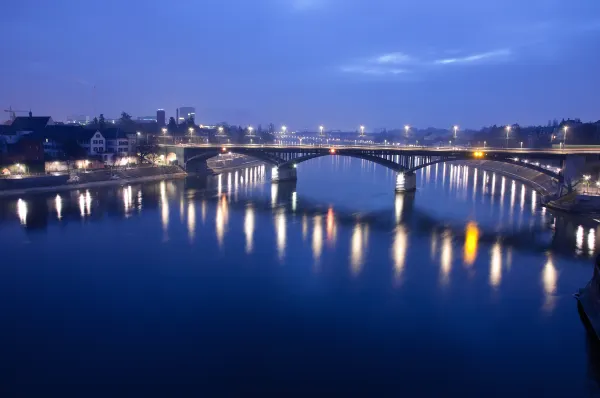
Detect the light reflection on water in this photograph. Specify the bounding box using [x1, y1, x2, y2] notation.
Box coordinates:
[392, 225, 407, 283]
[275, 209, 286, 261]
[2, 158, 599, 394]
[350, 224, 365, 276]
[6, 162, 597, 264]
[543, 254, 558, 313]
[490, 241, 503, 288]
[55, 194, 62, 220]
[463, 222, 479, 267]
[17, 198, 27, 225]
[312, 215, 323, 266]
[245, 205, 255, 254]
[440, 231, 452, 286]
[187, 201, 196, 242]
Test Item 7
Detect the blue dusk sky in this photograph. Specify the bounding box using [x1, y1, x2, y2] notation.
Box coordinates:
[1, 0, 600, 130]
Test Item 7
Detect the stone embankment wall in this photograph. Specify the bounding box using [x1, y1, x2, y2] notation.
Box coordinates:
[0, 166, 185, 196]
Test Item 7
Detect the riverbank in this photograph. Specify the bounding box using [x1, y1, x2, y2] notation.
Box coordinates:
[545, 192, 600, 215]
[455, 159, 600, 214]
[0, 166, 186, 198]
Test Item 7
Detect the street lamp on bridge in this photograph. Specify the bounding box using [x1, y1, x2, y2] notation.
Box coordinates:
[563, 126, 568, 147]
[505, 125, 511, 148]
[404, 125, 410, 137]
[319, 125, 324, 136]
[453, 125, 459, 139]
[360, 125, 365, 137]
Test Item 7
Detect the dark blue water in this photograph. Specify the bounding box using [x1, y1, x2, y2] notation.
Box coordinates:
[1, 157, 599, 396]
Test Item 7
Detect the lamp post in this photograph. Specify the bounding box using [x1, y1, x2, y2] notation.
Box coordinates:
[453, 125, 458, 139]
[282, 125, 287, 134]
[319, 125, 324, 136]
[404, 125, 410, 137]
[161, 127, 167, 145]
[520, 141, 523, 149]
[360, 125, 365, 137]
[584, 175, 591, 194]
[563, 126, 568, 147]
[188, 127, 194, 144]
[505, 125, 511, 148]
[483, 140, 486, 149]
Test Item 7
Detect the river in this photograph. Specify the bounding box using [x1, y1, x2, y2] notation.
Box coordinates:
[1, 157, 599, 396]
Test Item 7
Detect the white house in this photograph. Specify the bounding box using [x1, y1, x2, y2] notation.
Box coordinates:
[77, 130, 106, 156]
[77, 128, 137, 164]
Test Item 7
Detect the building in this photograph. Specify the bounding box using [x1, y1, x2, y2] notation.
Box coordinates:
[103, 128, 131, 156]
[136, 116, 157, 124]
[0, 116, 54, 144]
[157, 109, 166, 126]
[10, 116, 54, 133]
[77, 130, 106, 156]
[66, 115, 89, 125]
[177, 107, 195, 124]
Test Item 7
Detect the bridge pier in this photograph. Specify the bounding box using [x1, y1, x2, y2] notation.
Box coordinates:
[272, 166, 297, 182]
[396, 172, 416, 192]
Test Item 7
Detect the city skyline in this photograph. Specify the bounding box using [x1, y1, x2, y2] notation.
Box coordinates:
[1, 0, 599, 129]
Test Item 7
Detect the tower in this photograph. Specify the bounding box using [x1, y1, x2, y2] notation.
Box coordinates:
[157, 109, 166, 126]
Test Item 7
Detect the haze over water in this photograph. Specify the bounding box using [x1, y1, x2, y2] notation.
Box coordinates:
[2, 157, 599, 396]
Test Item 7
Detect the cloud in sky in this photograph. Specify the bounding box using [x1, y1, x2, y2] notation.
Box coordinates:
[341, 65, 409, 76]
[373, 52, 416, 65]
[434, 49, 512, 65]
[342, 48, 512, 78]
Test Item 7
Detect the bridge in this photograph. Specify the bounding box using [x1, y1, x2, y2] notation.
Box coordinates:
[163, 144, 600, 193]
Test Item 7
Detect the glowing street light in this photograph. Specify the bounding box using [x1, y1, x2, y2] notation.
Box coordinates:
[404, 125, 410, 136]
[360, 125, 365, 136]
[483, 140, 487, 149]
[584, 174, 591, 193]
[505, 125, 511, 148]
[563, 125, 568, 147]
[520, 141, 523, 149]
[282, 125, 287, 134]
[188, 127, 195, 144]
[218, 126, 224, 135]
[453, 125, 459, 139]
[319, 125, 324, 136]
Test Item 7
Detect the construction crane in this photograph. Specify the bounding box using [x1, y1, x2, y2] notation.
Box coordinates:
[3, 106, 29, 122]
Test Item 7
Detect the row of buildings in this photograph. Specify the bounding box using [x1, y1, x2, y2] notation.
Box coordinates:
[0, 115, 143, 173]
[66, 107, 196, 127]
